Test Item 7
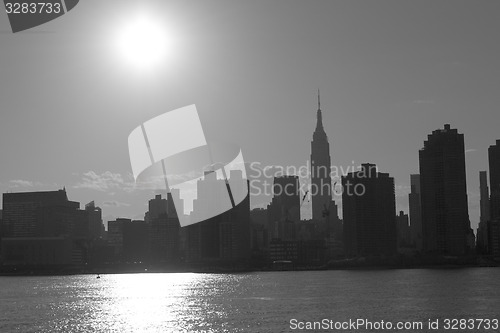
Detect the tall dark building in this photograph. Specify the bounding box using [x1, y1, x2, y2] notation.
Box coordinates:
[396, 211, 411, 249]
[85, 201, 105, 240]
[477, 171, 490, 254]
[267, 175, 300, 240]
[146, 194, 168, 261]
[419, 124, 472, 255]
[488, 140, 500, 257]
[480, 171, 491, 223]
[342, 164, 397, 257]
[310, 91, 332, 221]
[489, 140, 500, 220]
[145, 193, 181, 262]
[272, 176, 301, 222]
[408, 174, 423, 250]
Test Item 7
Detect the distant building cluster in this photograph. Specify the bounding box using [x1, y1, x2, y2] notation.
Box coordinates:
[0, 174, 251, 271]
[0, 94, 499, 272]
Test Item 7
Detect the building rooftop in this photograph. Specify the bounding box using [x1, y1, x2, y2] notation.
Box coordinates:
[3, 189, 68, 204]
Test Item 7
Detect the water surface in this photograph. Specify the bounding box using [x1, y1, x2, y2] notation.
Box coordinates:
[1, 268, 499, 332]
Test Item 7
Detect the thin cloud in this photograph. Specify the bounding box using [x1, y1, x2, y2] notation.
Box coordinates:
[73, 171, 126, 192]
[101, 201, 130, 208]
[9, 179, 44, 188]
[73, 170, 179, 193]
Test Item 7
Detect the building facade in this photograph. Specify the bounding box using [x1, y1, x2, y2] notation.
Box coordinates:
[342, 164, 397, 257]
[477, 171, 490, 254]
[409, 174, 423, 250]
[487, 140, 500, 257]
[267, 175, 300, 241]
[185, 171, 251, 262]
[489, 140, 500, 220]
[1, 189, 94, 266]
[419, 124, 472, 255]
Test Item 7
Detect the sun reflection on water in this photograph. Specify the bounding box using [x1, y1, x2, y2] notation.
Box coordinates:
[96, 273, 201, 332]
[65, 273, 252, 333]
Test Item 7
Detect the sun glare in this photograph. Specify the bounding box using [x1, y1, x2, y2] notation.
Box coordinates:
[115, 13, 172, 71]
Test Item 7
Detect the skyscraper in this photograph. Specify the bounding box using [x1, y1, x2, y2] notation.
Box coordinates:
[419, 124, 472, 255]
[85, 201, 104, 241]
[477, 171, 490, 254]
[310, 91, 332, 221]
[342, 164, 397, 257]
[489, 140, 500, 220]
[146, 194, 168, 261]
[396, 211, 411, 249]
[488, 140, 500, 257]
[408, 174, 422, 250]
[145, 193, 181, 262]
[267, 175, 300, 240]
[480, 171, 491, 223]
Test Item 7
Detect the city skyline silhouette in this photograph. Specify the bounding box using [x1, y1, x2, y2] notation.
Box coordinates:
[3, 2, 500, 333]
[1, 1, 500, 232]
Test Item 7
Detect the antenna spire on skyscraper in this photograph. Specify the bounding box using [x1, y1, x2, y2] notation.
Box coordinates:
[315, 89, 323, 131]
[318, 89, 321, 110]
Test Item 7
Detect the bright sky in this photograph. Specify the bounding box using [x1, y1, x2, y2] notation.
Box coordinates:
[1, 0, 499, 229]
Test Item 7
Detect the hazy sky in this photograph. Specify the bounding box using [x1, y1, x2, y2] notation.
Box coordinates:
[1, 0, 499, 229]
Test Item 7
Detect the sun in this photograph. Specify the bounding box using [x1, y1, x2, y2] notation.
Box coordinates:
[115, 13, 172, 71]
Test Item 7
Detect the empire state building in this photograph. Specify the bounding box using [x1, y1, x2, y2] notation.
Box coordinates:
[310, 91, 332, 221]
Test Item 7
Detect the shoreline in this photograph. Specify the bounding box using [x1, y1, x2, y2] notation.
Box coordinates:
[1, 259, 499, 276]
